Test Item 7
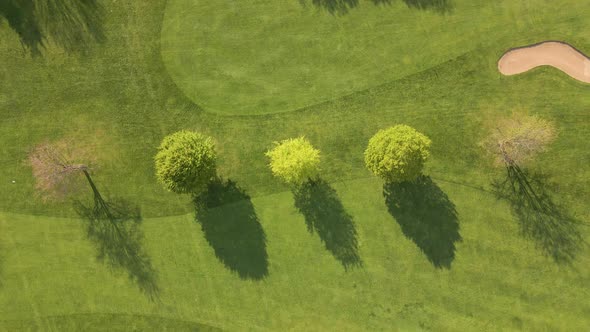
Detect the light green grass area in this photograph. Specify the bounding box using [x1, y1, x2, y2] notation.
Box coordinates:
[0, 0, 589, 330]
[161, 0, 589, 115]
[1, 178, 589, 330]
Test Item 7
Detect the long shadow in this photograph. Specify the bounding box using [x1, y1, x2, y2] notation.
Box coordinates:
[0, 0, 42, 54]
[73, 172, 159, 299]
[383, 176, 461, 269]
[0, 0, 105, 56]
[492, 165, 584, 264]
[293, 179, 362, 269]
[194, 178, 268, 280]
[402, 0, 452, 13]
[299, 0, 451, 14]
[300, 0, 359, 15]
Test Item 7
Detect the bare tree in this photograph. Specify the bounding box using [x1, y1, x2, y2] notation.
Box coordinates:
[29, 138, 158, 298]
[28, 138, 95, 201]
[481, 113, 557, 167]
[483, 113, 581, 263]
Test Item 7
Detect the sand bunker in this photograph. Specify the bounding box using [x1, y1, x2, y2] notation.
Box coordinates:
[498, 41, 590, 83]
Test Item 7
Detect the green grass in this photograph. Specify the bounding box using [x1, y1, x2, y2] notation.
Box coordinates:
[0, 0, 589, 330]
[1, 178, 589, 330]
[162, 0, 589, 115]
[0, 313, 219, 332]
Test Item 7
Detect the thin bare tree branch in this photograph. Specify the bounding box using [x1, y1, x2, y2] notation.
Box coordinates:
[28, 138, 95, 201]
[482, 113, 556, 167]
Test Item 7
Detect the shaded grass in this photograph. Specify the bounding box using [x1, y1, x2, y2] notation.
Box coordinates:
[383, 176, 461, 268]
[194, 178, 268, 280]
[74, 195, 159, 299]
[402, 0, 452, 13]
[0, 178, 588, 330]
[293, 178, 361, 269]
[492, 165, 585, 264]
[302, 0, 452, 15]
[0, 0, 105, 55]
[0, 0, 43, 54]
[301, 0, 359, 15]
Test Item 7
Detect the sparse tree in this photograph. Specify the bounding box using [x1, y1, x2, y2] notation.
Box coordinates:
[29, 137, 158, 297]
[154, 130, 217, 195]
[28, 138, 95, 201]
[266, 136, 321, 186]
[481, 113, 556, 167]
[364, 125, 431, 183]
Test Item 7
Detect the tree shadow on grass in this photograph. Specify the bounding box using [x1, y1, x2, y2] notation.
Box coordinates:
[194, 178, 268, 280]
[384, 176, 461, 269]
[402, 0, 452, 13]
[300, 0, 359, 15]
[73, 175, 159, 300]
[492, 165, 584, 264]
[299, 0, 451, 14]
[0, 0, 105, 56]
[293, 179, 362, 269]
[0, 0, 42, 54]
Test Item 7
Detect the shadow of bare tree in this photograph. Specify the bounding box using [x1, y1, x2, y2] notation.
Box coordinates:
[402, 0, 452, 13]
[293, 179, 362, 269]
[194, 178, 268, 280]
[73, 174, 159, 300]
[300, 0, 359, 15]
[384, 176, 461, 269]
[298, 0, 451, 15]
[492, 165, 584, 264]
[0, 0, 105, 56]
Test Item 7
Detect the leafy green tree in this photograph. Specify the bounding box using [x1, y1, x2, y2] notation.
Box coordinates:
[364, 125, 431, 183]
[155, 130, 216, 194]
[266, 137, 320, 186]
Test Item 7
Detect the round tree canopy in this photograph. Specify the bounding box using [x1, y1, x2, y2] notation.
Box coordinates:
[155, 130, 216, 194]
[364, 125, 431, 183]
[266, 136, 320, 186]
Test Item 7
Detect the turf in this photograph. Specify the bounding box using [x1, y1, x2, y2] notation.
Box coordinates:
[161, 0, 589, 115]
[1, 178, 589, 330]
[0, 0, 589, 330]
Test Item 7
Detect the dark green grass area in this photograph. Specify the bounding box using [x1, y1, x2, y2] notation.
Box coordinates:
[194, 178, 269, 280]
[0, 0, 105, 56]
[293, 178, 362, 269]
[0, 0, 589, 330]
[384, 176, 461, 269]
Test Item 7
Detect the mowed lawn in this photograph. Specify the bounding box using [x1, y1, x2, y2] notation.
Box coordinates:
[162, 0, 589, 115]
[0, 0, 589, 331]
[1, 178, 589, 331]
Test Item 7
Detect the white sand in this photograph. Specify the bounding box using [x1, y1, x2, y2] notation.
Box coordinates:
[498, 41, 590, 83]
